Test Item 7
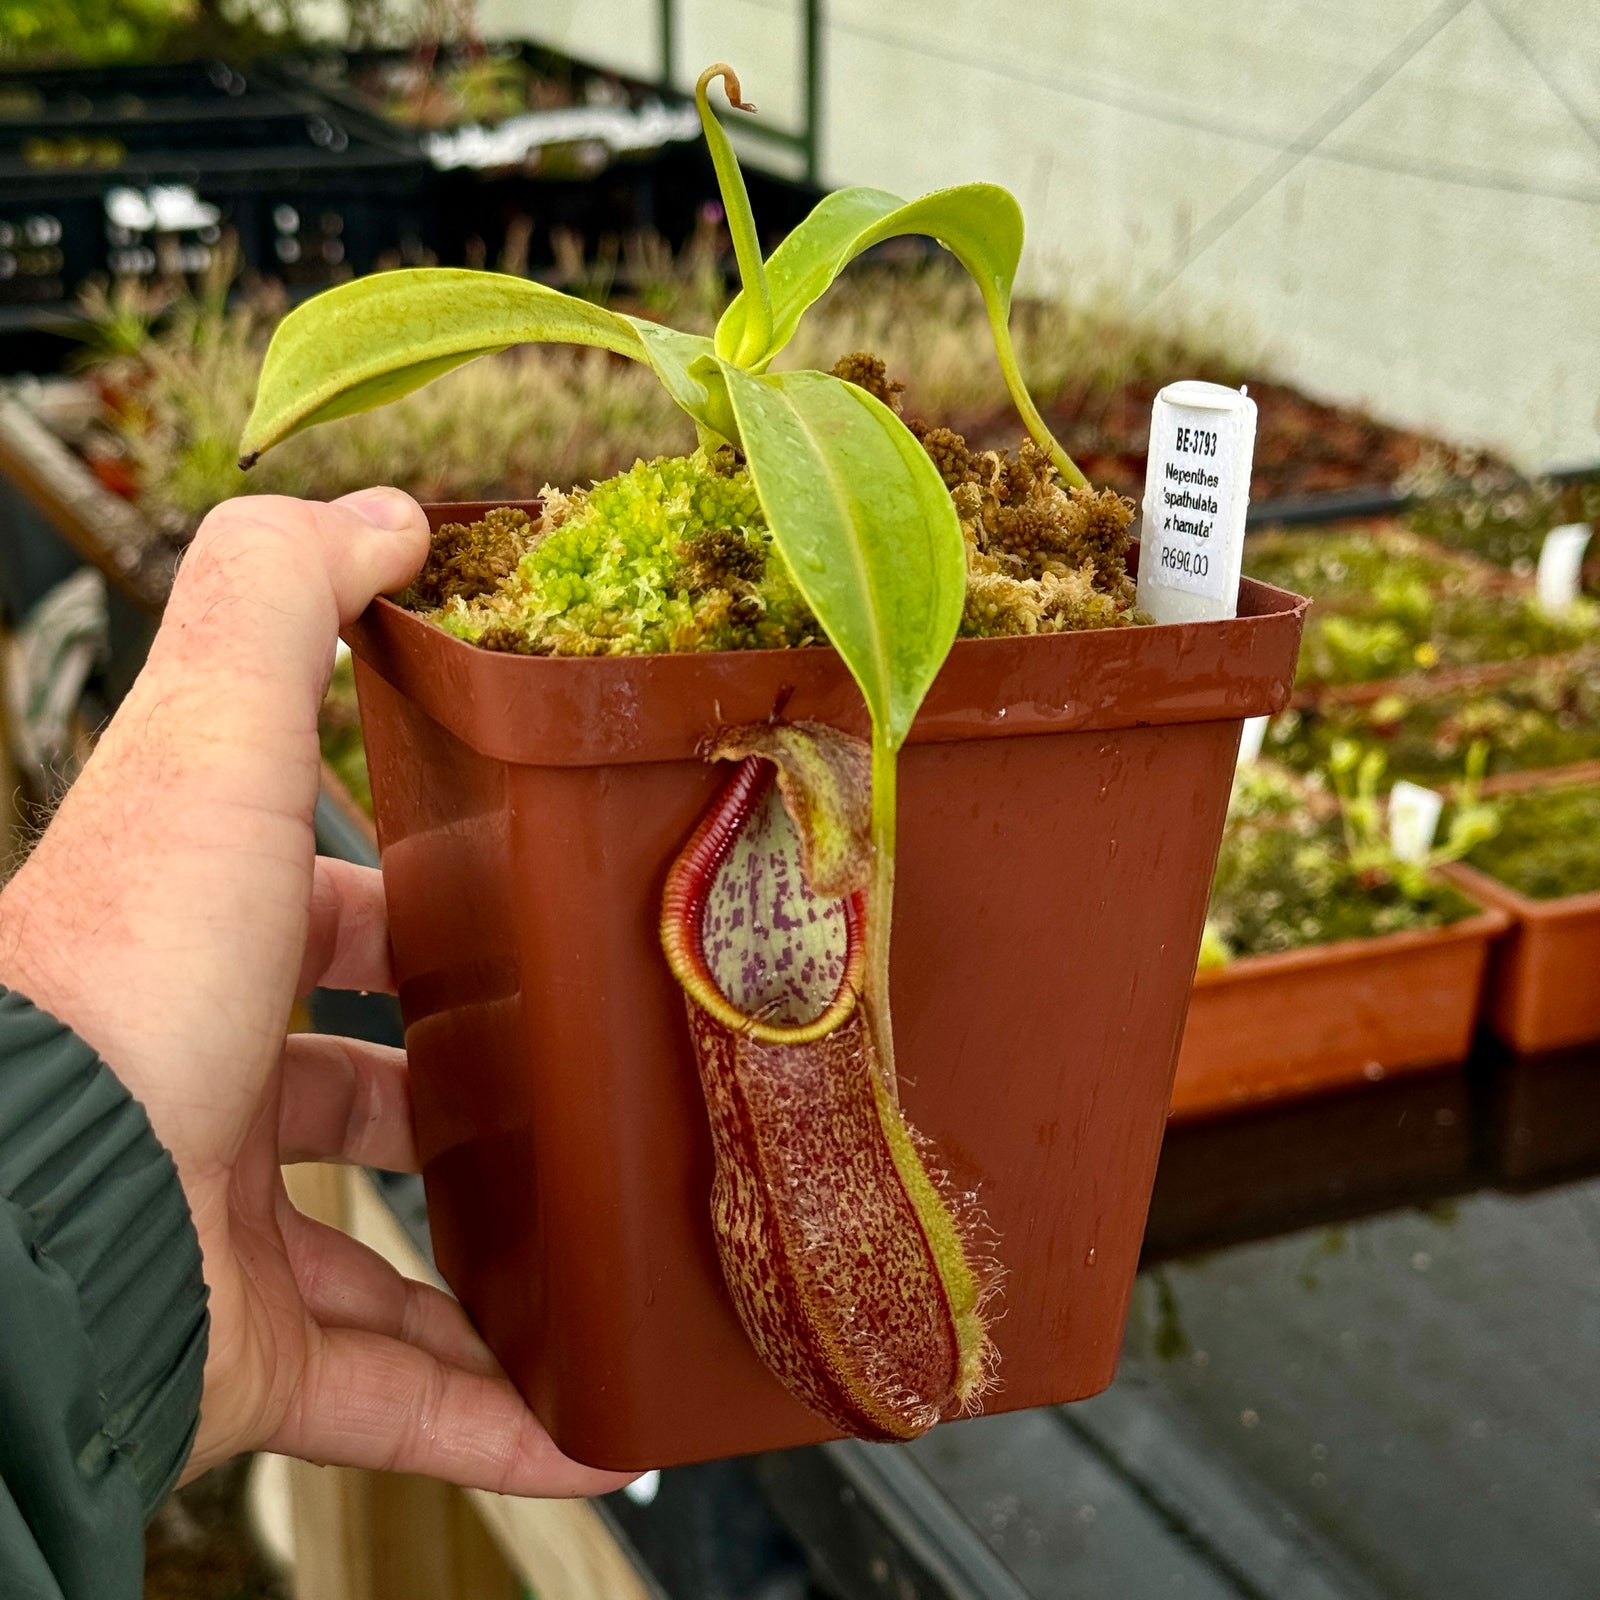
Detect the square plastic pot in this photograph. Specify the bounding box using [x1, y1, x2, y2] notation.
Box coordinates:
[344, 502, 1306, 1470]
[1172, 906, 1508, 1123]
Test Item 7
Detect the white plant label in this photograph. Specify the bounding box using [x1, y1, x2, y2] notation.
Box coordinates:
[1235, 714, 1269, 767]
[1536, 522, 1592, 612]
[1137, 380, 1258, 626]
[1388, 779, 1444, 864]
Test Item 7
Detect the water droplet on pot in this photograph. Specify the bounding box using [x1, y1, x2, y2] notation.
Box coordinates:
[1084, 1246, 1098, 1266]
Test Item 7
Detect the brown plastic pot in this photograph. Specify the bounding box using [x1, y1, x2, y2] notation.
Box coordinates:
[345, 501, 1306, 1471]
[1172, 905, 1508, 1123]
[1439, 765, 1600, 1053]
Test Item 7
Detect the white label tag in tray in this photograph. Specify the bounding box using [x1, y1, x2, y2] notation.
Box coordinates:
[1388, 779, 1444, 864]
[1537, 522, 1592, 612]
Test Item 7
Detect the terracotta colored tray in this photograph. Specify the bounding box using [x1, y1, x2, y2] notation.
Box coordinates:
[1172, 907, 1508, 1122]
[1442, 862, 1600, 1054]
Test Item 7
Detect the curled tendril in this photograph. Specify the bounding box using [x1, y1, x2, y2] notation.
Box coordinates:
[700, 61, 756, 113]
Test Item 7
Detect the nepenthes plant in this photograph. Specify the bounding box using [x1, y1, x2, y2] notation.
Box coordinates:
[242, 63, 1105, 1438]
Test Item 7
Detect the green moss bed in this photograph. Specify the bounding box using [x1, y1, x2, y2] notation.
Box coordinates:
[1293, 593, 1595, 689]
[1403, 464, 1600, 578]
[1266, 655, 1600, 786]
[1463, 781, 1600, 901]
[1243, 528, 1483, 610]
[1241, 524, 1598, 691]
[1200, 766, 1478, 965]
[400, 360, 1145, 656]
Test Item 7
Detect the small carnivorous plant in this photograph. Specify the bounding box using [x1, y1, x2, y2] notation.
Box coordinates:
[241, 64, 1093, 1439]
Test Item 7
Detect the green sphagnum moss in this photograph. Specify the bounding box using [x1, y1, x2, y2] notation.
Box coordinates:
[405, 386, 1144, 657]
[426, 450, 820, 655]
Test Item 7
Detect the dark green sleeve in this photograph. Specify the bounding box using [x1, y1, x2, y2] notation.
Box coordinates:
[0, 986, 209, 1600]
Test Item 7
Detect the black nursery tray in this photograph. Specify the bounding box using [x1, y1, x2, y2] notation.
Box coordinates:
[0, 59, 436, 327]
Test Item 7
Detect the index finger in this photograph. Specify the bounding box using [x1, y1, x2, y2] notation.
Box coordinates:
[299, 855, 395, 996]
[275, 1324, 641, 1496]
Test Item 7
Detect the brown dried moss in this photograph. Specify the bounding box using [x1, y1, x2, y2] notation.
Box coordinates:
[826, 352, 1142, 638]
[677, 523, 768, 626]
[829, 352, 906, 413]
[915, 427, 1140, 637]
[404, 504, 537, 608]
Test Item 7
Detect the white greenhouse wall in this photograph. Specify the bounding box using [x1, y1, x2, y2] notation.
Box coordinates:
[476, 0, 1600, 472]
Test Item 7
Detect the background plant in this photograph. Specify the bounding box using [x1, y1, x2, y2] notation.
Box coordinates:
[0, 0, 194, 65]
[1242, 528, 1488, 611]
[1402, 451, 1600, 580]
[1291, 573, 1597, 689]
[0, 0, 429, 64]
[1462, 779, 1600, 901]
[1266, 656, 1600, 785]
[1325, 738, 1496, 900]
[1200, 747, 1490, 966]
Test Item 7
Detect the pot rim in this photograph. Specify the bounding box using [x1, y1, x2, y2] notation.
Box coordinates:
[1438, 859, 1600, 921]
[1192, 902, 1509, 989]
[345, 506, 1309, 769]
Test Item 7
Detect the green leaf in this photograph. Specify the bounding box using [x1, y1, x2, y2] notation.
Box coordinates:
[717, 184, 1025, 367]
[238, 269, 722, 465]
[716, 183, 1087, 487]
[718, 363, 964, 749]
[720, 362, 965, 1104]
[714, 186, 905, 364]
[630, 321, 736, 444]
[693, 64, 773, 365]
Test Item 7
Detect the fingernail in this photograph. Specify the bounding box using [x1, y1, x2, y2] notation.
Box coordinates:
[336, 487, 421, 531]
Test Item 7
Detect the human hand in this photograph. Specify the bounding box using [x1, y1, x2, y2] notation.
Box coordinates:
[0, 490, 633, 1495]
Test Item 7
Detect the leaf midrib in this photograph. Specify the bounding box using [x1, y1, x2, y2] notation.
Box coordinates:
[765, 381, 892, 731]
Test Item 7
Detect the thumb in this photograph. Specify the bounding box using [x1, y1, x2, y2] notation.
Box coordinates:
[104, 489, 428, 822]
[177, 486, 429, 640]
[322, 488, 434, 621]
[152, 487, 426, 718]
